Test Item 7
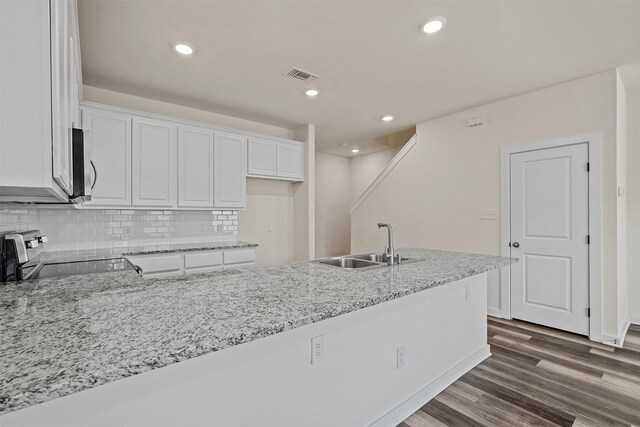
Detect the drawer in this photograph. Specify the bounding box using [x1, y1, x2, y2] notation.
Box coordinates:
[184, 251, 223, 269]
[223, 249, 256, 265]
[126, 254, 183, 275]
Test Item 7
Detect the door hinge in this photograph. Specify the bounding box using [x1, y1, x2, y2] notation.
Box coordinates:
[587, 308, 591, 317]
[586, 162, 590, 172]
[587, 235, 591, 245]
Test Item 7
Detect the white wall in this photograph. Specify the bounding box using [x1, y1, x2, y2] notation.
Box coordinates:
[351, 70, 624, 337]
[628, 90, 640, 321]
[238, 179, 294, 266]
[83, 86, 291, 139]
[83, 85, 298, 266]
[350, 149, 399, 204]
[616, 71, 629, 330]
[292, 125, 316, 261]
[315, 153, 351, 258]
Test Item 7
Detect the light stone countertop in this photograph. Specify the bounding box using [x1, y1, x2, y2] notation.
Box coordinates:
[0, 248, 515, 415]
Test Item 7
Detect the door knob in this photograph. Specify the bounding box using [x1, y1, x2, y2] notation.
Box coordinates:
[512, 242, 520, 248]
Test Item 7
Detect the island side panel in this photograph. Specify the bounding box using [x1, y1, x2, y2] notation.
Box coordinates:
[1, 273, 489, 427]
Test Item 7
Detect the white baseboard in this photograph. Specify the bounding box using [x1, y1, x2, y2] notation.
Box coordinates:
[369, 345, 491, 427]
[630, 315, 640, 326]
[487, 307, 505, 318]
[602, 317, 632, 348]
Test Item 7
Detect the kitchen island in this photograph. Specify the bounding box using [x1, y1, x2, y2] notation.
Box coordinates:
[0, 248, 514, 426]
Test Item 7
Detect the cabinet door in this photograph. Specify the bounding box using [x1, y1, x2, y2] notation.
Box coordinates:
[276, 141, 304, 180]
[132, 117, 178, 207]
[178, 125, 214, 208]
[214, 132, 246, 208]
[50, 0, 73, 195]
[82, 108, 132, 205]
[247, 138, 277, 176]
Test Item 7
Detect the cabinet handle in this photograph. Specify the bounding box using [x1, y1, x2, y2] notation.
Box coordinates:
[90, 160, 98, 190]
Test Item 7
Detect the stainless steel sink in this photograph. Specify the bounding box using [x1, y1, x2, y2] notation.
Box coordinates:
[351, 253, 410, 264]
[312, 253, 424, 271]
[316, 258, 380, 269]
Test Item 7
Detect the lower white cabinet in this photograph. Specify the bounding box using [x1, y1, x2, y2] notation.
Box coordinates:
[214, 132, 247, 208]
[126, 254, 183, 279]
[132, 118, 178, 207]
[126, 248, 255, 278]
[223, 248, 257, 267]
[184, 251, 223, 274]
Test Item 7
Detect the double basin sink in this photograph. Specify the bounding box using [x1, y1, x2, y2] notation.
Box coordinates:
[312, 253, 424, 271]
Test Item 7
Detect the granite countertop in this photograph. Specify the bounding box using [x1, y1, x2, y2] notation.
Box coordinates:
[28, 241, 258, 266]
[0, 248, 515, 415]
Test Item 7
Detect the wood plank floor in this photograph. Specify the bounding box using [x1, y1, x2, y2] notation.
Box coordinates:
[398, 318, 640, 427]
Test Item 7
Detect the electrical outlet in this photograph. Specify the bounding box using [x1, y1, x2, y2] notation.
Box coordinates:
[397, 346, 406, 369]
[267, 224, 273, 232]
[479, 209, 498, 220]
[123, 226, 133, 236]
[465, 284, 471, 301]
[311, 335, 324, 365]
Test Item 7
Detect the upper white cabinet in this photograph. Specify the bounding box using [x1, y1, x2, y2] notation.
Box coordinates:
[82, 107, 132, 206]
[132, 118, 178, 207]
[277, 141, 305, 180]
[77, 102, 303, 210]
[248, 138, 277, 177]
[214, 132, 247, 208]
[248, 137, 304, 181]
[178, 125, 214, 208]
[0, 0, 82, 202]
[51, 0, 73, 195]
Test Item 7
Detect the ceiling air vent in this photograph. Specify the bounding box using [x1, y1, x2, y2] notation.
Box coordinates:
[285, 67, 319, 82]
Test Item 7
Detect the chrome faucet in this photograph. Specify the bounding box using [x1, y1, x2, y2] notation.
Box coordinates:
[377, 223, 396, 265]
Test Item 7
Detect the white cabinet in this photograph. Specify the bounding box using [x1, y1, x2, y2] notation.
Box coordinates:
[184, 251, 223, 274]
[247, 138, 304, 181]
[214, 132, 247, 208]
[277, 141, 304, 180]
[51, 0, 73, 195]
[74, 103, 303, 209]
[126, 248, 255, 278]
[178, 125, 214, 208]
[223, 248, 257, 268]
[0, 0, 82, 202]
[126, 254, 184, 279]
[132, 118, 178, 207]
[247, 138, 277, 177]
[82, 107, 132, 205]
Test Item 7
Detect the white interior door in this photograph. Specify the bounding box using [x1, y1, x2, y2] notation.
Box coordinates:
[510, 143, 589, 335]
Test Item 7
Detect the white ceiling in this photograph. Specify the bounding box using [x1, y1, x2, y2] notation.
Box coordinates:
[78, 0, 640, 156]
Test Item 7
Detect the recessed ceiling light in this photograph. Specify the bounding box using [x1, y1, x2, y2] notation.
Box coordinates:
[421, 16, 447, 34]
[305, 89, 319, 97]
[381, 115, 394, 122]
[174, 43, 194, 55]
[351, 148, 360, 153]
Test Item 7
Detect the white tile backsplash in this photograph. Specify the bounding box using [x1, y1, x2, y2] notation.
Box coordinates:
[0, 203, 238, 251]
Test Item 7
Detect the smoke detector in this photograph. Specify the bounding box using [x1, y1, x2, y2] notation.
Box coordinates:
[285, 67, 319, 82]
